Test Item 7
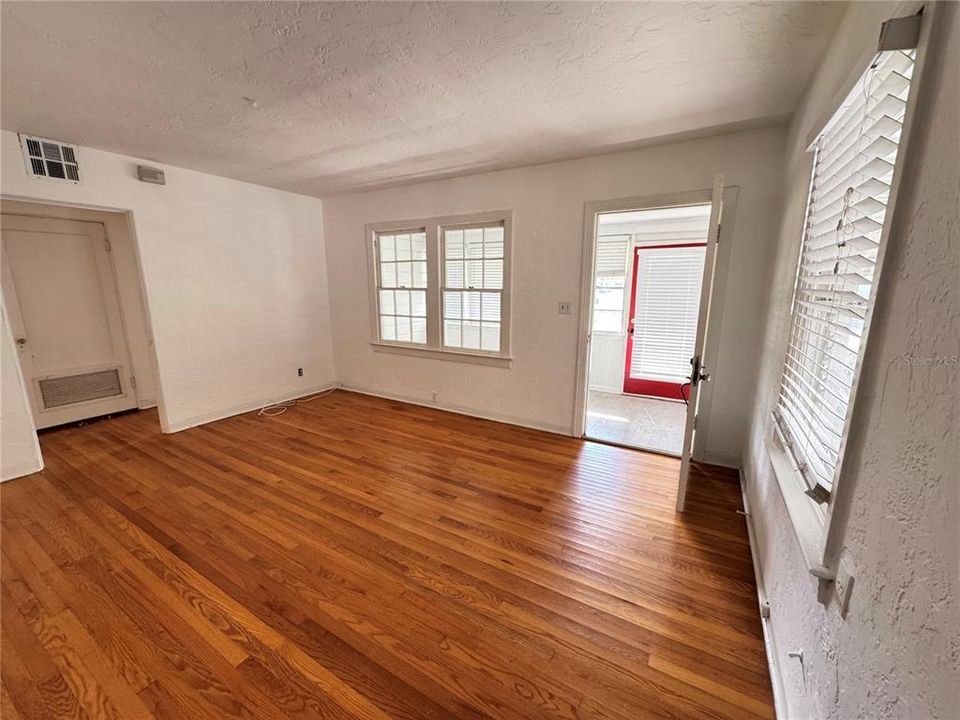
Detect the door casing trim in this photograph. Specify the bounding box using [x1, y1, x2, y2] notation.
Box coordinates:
[573, 186, 740, 463]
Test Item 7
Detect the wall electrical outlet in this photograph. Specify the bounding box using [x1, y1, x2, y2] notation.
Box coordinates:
[558, 301, 572, 315]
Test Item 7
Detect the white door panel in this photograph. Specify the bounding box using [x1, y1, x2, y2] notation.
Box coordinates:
[676, 174, 724, 511]
[1, 215, 137, 428]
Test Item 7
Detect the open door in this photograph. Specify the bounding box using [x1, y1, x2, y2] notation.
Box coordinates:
[676, 174, 724, 511]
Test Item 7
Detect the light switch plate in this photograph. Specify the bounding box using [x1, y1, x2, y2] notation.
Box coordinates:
[835, 562, 855, 619]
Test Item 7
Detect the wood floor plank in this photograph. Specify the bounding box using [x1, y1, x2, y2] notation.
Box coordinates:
[2, 390, 773, 719]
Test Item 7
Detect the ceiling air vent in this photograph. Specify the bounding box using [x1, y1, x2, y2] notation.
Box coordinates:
[19, 133, 81, 183]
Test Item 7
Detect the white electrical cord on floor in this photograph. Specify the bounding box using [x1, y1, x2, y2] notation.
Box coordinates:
[257, 388, 336, 417]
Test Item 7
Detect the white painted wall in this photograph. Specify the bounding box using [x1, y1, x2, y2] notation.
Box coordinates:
[743, 3, 959, 718]
[323, 125, 787, 464]
[1, 303, 43, 480]
[1, 129, 335, 448]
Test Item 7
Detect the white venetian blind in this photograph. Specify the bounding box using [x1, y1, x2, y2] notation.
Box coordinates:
[630, 245, 705, 383]
[775, 48, 915, 495]
[595, 234, 629, 277]
[442, 223, 505, 353]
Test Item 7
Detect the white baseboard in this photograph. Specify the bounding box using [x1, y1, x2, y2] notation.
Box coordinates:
[163, 382, 338, 434]
[739, 461, 788, 720]
[0, 458, 44, 483]
[341, 383, 572, 436]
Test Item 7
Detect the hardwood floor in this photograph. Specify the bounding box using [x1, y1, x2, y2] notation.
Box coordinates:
[1, 390, 773, 719]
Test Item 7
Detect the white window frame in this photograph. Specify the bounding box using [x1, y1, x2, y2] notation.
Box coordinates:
[365, 210, 513, 365]
[592, 233, 631, 336]
[766, 6, 936, 587]
[372, 226, 430, 346]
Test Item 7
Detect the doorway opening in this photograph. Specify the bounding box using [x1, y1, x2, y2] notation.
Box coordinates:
[584, 204, 712, 455]
[1, 200, 160, 434]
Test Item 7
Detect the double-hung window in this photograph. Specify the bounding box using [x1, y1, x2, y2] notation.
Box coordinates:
[774, 45, 917, 503]
[442, 223, 506, 353]
[368, 211, 512, 360]
[375, 230, 429, 344]
[592, 234, 630, 333]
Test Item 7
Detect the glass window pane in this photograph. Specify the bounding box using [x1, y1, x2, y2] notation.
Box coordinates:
[380, 315, 396, 341]
[465, 228, 484, 258]
[445, 230, 464, 259]
[594, 287, 623, 311]
[466, 260, 483, 288]
[481, 292, 501, 321]
[380, 262, 396, 288]
[379, 235, 396, 262]
[411, 290, 427, 317]
[412, 317, 427, 344]
[396, 262, 412, 287]
[444, 320, 462, 348]
[462, 321, 481, 350]
[593, 310, 622, 333]
[395, 289, 410, 316]
[396, 316, 411, 342]
[379, 290, 395, 315]
[445, 260, 464, 288]
[484, 226, 504, 258]
[483, 259, 503, 289]
[411, 232, 427, 260]
[464, 292, 482, 320]
[395, 234, 412, 261]
[413, 261, 427, 288]
[444, 291, 462, 319]
[481, 323, 500, 352]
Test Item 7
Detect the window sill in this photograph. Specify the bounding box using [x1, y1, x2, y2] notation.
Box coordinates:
[765, 435, 832, 580]
[369, 342, 513, 368]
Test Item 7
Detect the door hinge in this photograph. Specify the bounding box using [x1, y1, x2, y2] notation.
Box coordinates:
[715, 223, 721, 244]
[692, 414, 698, 430]
[130, 375, 137, 389]
[104, 236, 112, 252]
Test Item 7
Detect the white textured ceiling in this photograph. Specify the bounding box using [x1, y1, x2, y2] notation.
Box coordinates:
[1, 1, 844, 196]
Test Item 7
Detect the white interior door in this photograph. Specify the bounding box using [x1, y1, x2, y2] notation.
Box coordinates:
[1, 215, 137, 428]
[676, 174, 724, 511]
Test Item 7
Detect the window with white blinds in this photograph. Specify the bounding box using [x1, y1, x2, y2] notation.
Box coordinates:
[442, 223, 505, 353]
[774, 47, 916, 497]
[369, 212, 512, 359]
[593, 234, 630, 333]
[630, 245, 705, 383]
[376, 230, 428, 344]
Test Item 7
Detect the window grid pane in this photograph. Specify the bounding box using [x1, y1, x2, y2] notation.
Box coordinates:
[441, 223, 504, 352]
[377, 231, 428, 345]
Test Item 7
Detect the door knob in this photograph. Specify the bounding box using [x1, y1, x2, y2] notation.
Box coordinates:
[689, 355, 711, 386]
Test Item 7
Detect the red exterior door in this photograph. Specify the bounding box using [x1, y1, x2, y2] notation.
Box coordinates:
[623, 243, 706, 400]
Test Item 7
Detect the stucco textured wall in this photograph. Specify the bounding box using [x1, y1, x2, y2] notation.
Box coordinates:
[743, 3, 959, 718]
